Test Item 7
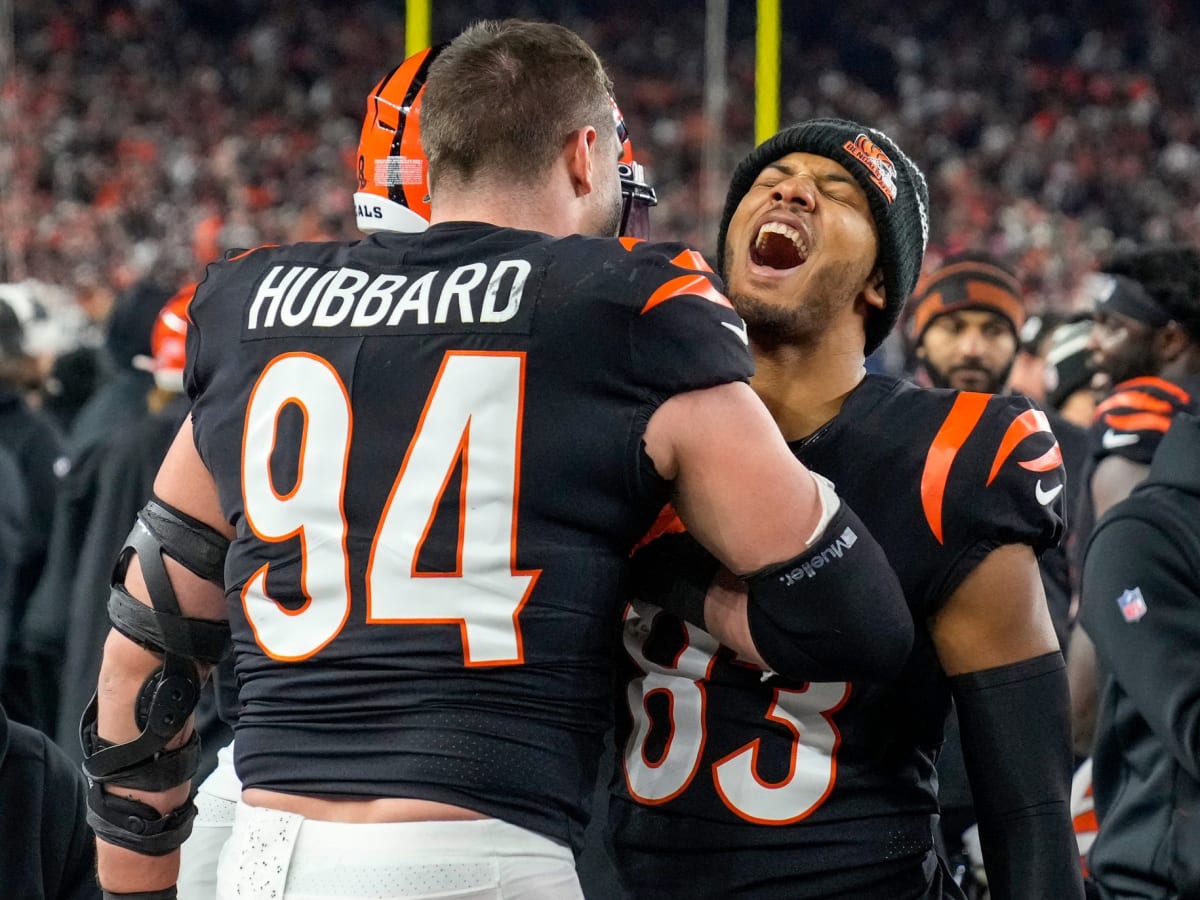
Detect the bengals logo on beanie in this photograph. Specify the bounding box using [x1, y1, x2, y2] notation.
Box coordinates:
[843, 134, 898, 203]
[910, 253, 1026, 341]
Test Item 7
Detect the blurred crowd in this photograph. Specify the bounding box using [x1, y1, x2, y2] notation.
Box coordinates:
[5, 1, 1200, 326]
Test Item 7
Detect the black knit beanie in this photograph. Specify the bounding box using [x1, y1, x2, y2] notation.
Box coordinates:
[716, 118, 930, 356]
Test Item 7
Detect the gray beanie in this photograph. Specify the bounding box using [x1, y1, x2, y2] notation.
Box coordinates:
[716, 118, 930, 356]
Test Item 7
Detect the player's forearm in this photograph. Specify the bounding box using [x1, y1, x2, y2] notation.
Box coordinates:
[97, 842, 183, 896]
[973, 807, 1081, 900]
[630, 490, 913, 681]
[1065, 623, 1098, 756]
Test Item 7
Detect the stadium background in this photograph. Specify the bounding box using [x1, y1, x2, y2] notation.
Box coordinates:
[2, 0, 1200, 358]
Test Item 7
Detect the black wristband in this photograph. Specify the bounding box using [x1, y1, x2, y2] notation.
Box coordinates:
[629, 531, 719, 630]
[104, 889, 178, 900]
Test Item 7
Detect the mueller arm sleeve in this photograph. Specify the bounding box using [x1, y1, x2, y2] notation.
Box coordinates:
[951, 652, 1085, 900]
[745, 500, 913, 682]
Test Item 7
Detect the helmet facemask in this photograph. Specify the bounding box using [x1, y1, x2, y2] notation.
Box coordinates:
[612, 102, 657, 239]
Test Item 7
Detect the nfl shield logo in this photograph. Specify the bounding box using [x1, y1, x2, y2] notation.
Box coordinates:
[1117, 587, 1148, 623]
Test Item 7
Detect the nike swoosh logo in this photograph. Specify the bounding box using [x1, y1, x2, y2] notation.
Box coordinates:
[1035, 480, 1064, 506]
[1101, 428, 1140, 450]
[721, 320, 749, 345]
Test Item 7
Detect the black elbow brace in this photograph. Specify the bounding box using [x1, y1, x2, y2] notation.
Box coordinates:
[82, 497, 231, 857]
[951, 652, 1083, 899]
[744, 501, 912, 681]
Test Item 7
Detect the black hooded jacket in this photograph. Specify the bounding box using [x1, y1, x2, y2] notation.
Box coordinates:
[0, 702, 99, 899]
[1082, 413, 1200, 899]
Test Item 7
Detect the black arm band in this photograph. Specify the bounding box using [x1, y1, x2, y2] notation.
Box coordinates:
[143, 496, 229, 585]
[87, 781, 196, 856]
[104, 889, 178, 900]
[108, 584, 231, 665]
[629, 531, 720, 631]
[950, 651, 1084, 900]
[744, 501, 913, 681]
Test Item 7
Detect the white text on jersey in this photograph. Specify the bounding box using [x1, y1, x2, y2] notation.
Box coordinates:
[778, 526, 859, 585]
[246, 261, 532, 331]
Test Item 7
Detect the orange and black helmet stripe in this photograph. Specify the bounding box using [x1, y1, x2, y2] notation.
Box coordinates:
[357, 45, 445, 220]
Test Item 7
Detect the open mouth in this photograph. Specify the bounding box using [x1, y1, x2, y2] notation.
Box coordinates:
[749, 222, 809, 270]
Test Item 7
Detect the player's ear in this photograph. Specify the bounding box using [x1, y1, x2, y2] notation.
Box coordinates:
[565, 126, 597, 197]
[1156, 319, 1190, 363]
[861, 266, 886, 312]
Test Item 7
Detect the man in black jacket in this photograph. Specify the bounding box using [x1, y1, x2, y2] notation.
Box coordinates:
[1080, 412, 1200, 899]
[0, 298, 67, 728]
[0, 700, 99, 899]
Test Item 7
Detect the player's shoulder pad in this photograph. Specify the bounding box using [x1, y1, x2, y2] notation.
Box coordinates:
[601, 237, 734, 316]
[572, 237, 754, 397]
[186, 243, 294, 399]
[189, 244, 281, 318]
[1088, 376, 1196, 465]
[920, 391, 1065, 550]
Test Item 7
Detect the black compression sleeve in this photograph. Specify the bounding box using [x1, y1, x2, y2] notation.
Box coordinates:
[950, 652, 1085, 900]
[744, 501, 913, 682]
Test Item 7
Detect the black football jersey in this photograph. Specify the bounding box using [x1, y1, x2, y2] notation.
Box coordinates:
[184, 222, 753, 853]
[1086, 376, 1198, 466]
[610, 375, 1065, 899]
[1072, 375, 1200, 587]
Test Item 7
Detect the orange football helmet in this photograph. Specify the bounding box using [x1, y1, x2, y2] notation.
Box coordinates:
[134, 283, 195, 393]
[354, 45, 445, 234]
[356, 48, 657, 239]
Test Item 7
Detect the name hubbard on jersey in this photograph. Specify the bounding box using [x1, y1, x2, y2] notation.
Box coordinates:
[245, 259, 534, 335]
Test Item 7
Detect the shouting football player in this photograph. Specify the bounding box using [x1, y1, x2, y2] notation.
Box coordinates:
[609, 118, 1084, 899]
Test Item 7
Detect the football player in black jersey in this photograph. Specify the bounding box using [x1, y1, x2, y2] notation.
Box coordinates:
[87, 22, 912, 900]
[906, 253, 1089, 887]
[1063, 249, 1200, 862]
[609, 118, 1084, 899]
[1081, 253, 1200, 522]
[173, 44, 449, 900]
[175, 40, 660, 900]
[1067, 260, 1200, 744]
